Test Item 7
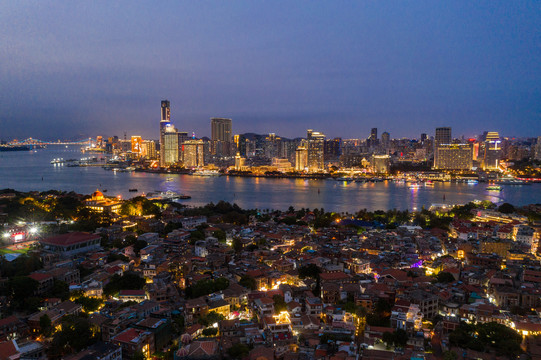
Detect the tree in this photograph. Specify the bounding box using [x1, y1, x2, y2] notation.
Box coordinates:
[131, 351, 145, 360]
[49, 315, 97, 358]
[103, 272, 145, 296]
[273, 295, 287, 312]
[212, 229, 226, 242]
[298, 264, 321, 279]
[202, 328, 218, 336]
[435, 272, 455, 284]
[227, 343, 250, 359]
[239, 275, 256, 290]
[498, 203, 515, 214]
[39, 314, 52, 336]
[8, 276, 39, 311]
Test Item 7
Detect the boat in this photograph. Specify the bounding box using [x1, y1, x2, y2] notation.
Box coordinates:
[147, 190, 190, 200]
[335, 177, 353, 182]
[424, 180, 434, 187]
[466, 179, 479, 185]
[486, 185, 502, 191]
[128, 188, 138, 192]
[192, 169, 221, 176]
[409, 183, 421, 190]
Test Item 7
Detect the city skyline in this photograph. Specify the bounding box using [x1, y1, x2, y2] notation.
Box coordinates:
[1, 1, 540, 140]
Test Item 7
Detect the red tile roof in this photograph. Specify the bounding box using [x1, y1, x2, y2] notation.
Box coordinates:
[40, 232, 100, 246]
[28, 273, 53, 282]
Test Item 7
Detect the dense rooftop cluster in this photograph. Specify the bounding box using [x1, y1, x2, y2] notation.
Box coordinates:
[0, 189, 540, 360]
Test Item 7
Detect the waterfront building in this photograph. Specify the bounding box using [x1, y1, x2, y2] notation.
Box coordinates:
[163, 127, 180, 166]
[434, 143, 473, 170]
[141, 140, 157, 160]
[371, 154, 391, 174]
[84, 190, 122, 214]
[307, 129, 325, 172]
[211, 118, 232, 156]
[295, 145, 308, 171]
[183, 139, 205, 168]
[159, 100, 171, 167]
[435, 127, 452, 145]
[271, 158, 292, 172]
[131, 136, 142, 156]
[482, 132, 501, 171]
[234, 153, 246, 171]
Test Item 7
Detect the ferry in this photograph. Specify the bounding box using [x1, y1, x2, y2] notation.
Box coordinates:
[424, 180, 434, 187]
[409, 183, 421, 190]
[147, 190, 191, 200]
[466, 179, 479, 185]
[192, 169, 221, 177]
[486, 185, 502, 191]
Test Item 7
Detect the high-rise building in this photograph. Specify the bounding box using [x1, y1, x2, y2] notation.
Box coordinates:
[159, 100, 171, 167]
[211, 118, 232, 156]
[482, 132, 501, 170]
[434, 144, 473, 170]
[435, 127, 452, 145]
[381, 132, 390, 150]
[371, 155, 391, 174]
[324, 138, 341, 159]
[183, 139, 205, 168]
[141, 140, 157, 160]
[534, 136, 541, 161]
[163, 126, 179, 166]
[295, 145, 308, 172]
[131, 136, 142, 155]
[307, 129, 325, 172]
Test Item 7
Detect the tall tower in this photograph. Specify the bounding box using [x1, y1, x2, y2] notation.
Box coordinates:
[159, 100, 171, 167]
[211, 118, 232, 156]
[307, 129, 325, 172]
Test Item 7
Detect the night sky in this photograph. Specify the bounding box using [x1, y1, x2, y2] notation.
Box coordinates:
[1, 1, 540, 141]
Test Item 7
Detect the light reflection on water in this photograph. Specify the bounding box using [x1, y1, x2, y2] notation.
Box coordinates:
[0, 145, 540, 212]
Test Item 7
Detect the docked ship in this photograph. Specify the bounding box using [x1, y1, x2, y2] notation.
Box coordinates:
[486, 185, 502, 191]
[192, 169, 221, 176]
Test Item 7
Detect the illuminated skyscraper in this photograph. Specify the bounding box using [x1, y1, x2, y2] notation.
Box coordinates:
[434, 144, 473, 170]
[183, 139, 205, 168]
[131, 136, 142, 155]
[163, 126, 179, 166]
[211, 118, 232, 156]
[435, 127, 452, 145]
[307, 129, 325, 172]
[534, 136, 541, 161]
[159, 100, 171, 167]
[482, 132, 501, 170]
[295, 144, 308, 171]
[371, 154, 391, 174]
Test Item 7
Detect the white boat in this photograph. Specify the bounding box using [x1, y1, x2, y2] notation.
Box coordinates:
[192, 169, 221, 176]
[147, 190, 191, 200]
[409, 183, 421, 190]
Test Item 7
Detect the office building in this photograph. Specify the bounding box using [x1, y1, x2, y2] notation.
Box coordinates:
[434, 144, 473, 170]
[211, 118, 232, 156]
[535, 136, 541, 161]
[159, 100, 171, 167]
[324, 138, 341, 159]
[371, 154, 391, 174]
[131, 136, 142, 155]
[183, 139, 205, 168]
[435, 127, 452, 145]
[307, 129, 325, 172]
[381, 132, 390, 150]
[482, 132, 501, 170]
[141, 140, 157, 160]
[163, 127, 180, 166]
[295, 145, 308, 172]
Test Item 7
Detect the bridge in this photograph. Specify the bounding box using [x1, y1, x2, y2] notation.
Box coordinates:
[8, 138, 94, 146]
